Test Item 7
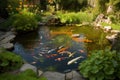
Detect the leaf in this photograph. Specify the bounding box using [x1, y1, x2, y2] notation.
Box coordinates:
[89, 76, 96, 80]
[91, 66, 99, 73]
[104, 67, 114, 75]
[1, 61, 9, 66]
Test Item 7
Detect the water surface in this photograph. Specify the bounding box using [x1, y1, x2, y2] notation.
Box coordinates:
[13, 26, 110, 72]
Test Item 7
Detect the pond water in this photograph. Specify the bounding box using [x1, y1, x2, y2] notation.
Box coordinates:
[13, 26, 110, 73]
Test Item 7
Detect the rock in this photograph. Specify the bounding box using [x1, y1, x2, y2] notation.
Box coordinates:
[95, 14, 105, 23]
[0, 43, 13, 49]
[20, 63, 37, 73]
[106, 34, 117, 42]
[37, 69, 43, 77]
[65, 71, 73, 80]
[111, 30, 120, 34]
[0, 31, 16, 49]
[103, 26, 112, 32]
[65, 70, 85, 80]
[43, 71, 65, 80]
[0, 35, 15, 44]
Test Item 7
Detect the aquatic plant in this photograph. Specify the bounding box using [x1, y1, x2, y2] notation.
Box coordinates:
[79, 49, 120, 80]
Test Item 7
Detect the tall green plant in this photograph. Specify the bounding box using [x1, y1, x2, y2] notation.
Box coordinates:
[56, 11, 94, 24]
[79, 49, 120, 80]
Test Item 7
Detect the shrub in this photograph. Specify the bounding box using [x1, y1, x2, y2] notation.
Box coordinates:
[56, 11, 94, 24]
[11, 9, 38, 31]
[0, 69, 47, 80]
[0, 48, 23, 73]
[79, 49, 120, 80]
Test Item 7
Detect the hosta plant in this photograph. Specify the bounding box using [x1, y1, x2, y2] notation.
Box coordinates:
[79, 49, 120, 80]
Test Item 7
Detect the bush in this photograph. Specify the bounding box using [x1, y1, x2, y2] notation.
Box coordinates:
[0, 69, 47, 80]
[79, 49, 120, 80]
[10, 9, 38, 31]
[56, 11, 94, 24]
[0, 48, 23, 73]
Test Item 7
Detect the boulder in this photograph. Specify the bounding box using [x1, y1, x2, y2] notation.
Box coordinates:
[37, 69, 43, 77]
[0, 43, 13, 49]
[65, 70, 85, 80]
[43, 71, 65, 80]
[0, 31, 15, 49]
[20, 63, 37, 73]
[111, 30, 120, 34]
[103, 26, 112, 32]
[106, 34, 117, 42]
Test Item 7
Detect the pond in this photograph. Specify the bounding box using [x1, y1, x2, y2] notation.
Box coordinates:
[13, 26, 110, 73]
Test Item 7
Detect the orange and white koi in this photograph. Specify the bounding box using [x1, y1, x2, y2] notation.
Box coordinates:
[57, 47, 69, 53]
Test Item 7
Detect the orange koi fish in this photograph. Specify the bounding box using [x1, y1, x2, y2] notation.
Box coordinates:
[84, 39, 92, 43]
[72, 37, 92, 43]
[55, 57, 67, 61]
[72, 37, 84, 42]
[57, 47, 69, 53]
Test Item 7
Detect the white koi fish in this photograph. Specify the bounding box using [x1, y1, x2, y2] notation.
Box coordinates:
[67, 56, 84, 65]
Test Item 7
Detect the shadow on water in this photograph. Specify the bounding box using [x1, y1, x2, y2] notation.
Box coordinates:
[13, 26, 110, 72]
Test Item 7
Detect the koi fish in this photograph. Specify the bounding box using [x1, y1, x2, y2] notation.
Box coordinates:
[59, 51, 70, 55]
[31, 61, 36, 64]
[38, 53, 43, 56]
[79, 50, 84, 53]
[82, 39, 92, 43]
[44, 54, 57, 58]
[57, 47, 69, 53]
[72, 37, 92, 43]
[55, 57, 67, 61]
[72, 37, 84, 42]
[48, 48, 56, 53]
[58, 45, 64, 49]
[67, 56, 84, 65]
[68, 52, 76, 57]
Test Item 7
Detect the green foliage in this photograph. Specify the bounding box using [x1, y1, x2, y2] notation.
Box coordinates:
[0, 48, 23, 73]
[101, 22, 120, 30]
[7, 0, 20, 15]
[0, 69, 47, 80]
[10, 9, 38, 31]
[79, 49, 120, 80]
[56, 11, 94, 24]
